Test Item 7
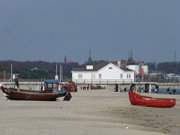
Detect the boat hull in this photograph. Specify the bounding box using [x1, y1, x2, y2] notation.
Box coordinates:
[1, 86, 60, 101]
[128, 91, 176, 108]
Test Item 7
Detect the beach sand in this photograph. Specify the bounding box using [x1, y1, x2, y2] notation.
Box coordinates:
[0, 89, 179, 135]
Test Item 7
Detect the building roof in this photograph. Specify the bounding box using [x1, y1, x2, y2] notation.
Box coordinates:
[72, 62, 133, 72]
[121, 67, 133, 72]
[72, 62, 108, 72]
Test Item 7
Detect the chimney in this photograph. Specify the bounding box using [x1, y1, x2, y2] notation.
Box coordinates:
[117, 60, 121, 67]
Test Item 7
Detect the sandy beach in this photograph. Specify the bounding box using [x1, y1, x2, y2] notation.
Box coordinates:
[0, 89, 179, 135]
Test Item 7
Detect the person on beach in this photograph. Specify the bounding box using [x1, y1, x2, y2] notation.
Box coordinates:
[115, 84, 118, 92]
[14, 78, 20, 91]
[172, 89, 176, 95]
[53, 82, 59, 93]
[129, 84, 136, 92]
[62, 84, 72, 101]
[63, 91, 72, 101]
[129, 84, 142, 96]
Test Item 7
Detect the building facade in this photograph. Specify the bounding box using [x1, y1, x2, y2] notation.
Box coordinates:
[72, 63, 134, 84]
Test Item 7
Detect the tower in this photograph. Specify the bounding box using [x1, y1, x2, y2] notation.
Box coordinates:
[139, 63, 144, 81]
[87, 49, 93, 64]
[174, 50, 177, 63]
[127, 49, 135, 64]
[64, 56, 67, 64]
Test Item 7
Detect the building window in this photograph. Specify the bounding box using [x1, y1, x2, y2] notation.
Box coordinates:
[99, 74, 102, 79]
[120, 74, 123, 79]
[127, 74, 131, 78]
[78, 74, 83, 79]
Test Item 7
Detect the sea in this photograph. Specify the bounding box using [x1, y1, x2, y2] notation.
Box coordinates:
[137, 88, 180, 95]
[155, 88, 180, 95]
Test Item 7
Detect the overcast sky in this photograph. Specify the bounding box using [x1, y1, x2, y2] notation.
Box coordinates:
[0, 0, 179, 63]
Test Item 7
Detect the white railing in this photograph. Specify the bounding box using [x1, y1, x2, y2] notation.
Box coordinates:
[73, 79, 135, 84]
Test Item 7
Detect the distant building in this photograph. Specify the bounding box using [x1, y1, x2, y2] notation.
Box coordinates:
[126, 65, 139, 75]
[112, 60, 128, 68]
[127, 64, 149, 81]
[30, 67, 39, 71]
[127, 64, 149, 75]
[166, 73, 180, 81]
[72, 63, 135, 83]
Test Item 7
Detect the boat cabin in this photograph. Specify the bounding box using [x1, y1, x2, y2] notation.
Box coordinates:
[43, 80, 77, 93]
[44, 80, 60, 93]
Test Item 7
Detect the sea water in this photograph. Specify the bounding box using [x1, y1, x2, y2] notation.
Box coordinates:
[155, 88, 180, 95]
[137, 87, 180, 95]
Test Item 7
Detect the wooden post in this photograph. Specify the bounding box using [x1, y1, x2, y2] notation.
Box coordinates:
[149, 84, 152, 93]
[115, 84, 118, 92]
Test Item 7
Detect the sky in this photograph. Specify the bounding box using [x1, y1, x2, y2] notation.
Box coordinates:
[0, 0, 179, 63]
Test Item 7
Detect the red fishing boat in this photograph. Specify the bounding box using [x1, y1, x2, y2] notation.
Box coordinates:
[128, 91, 176, 108]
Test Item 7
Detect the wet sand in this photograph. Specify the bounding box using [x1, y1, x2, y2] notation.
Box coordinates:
[0, 89, 179, 135]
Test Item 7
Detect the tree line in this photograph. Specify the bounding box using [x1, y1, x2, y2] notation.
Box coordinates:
[0, 60, 79, 81]
[147, 62, 180, 74]
[0, 60, 180, 81]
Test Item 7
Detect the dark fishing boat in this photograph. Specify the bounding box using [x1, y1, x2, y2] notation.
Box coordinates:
[0, 86, 60, 101]
[128, 91, 176, 108]
[0, 79, 73, 101]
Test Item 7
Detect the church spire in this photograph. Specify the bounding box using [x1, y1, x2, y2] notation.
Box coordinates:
[127, 49, 135, 64]
[88, 48, 93, 64]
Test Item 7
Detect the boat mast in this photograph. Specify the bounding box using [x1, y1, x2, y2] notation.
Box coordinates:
[10, 64, 13, 82]
[59, 64, 63, 82]
[55, 64, 58, 80]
